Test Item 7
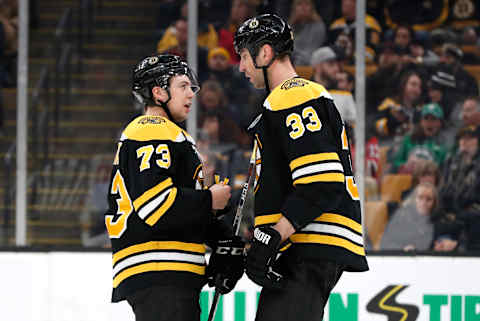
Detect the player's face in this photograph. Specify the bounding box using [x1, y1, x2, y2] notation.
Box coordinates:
[238, 48, 265, 89]
[168, 75, 198, 122]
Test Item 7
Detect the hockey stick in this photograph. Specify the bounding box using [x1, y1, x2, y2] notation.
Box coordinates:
[207, 140, 258, 321]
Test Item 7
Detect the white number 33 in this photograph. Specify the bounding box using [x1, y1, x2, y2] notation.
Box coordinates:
[286, 106, 322, 139]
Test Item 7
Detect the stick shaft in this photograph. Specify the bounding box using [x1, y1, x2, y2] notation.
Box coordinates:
[232, 140, 257, 236]
[207, 290, 221, 321]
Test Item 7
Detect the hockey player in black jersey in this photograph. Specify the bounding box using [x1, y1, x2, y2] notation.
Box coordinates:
[105, 54, 244, 321]
[234, 14, 369, 321]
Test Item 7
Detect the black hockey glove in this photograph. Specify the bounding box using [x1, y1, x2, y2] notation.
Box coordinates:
[246, 226, 284, 288]
[206, 236, 245, 294]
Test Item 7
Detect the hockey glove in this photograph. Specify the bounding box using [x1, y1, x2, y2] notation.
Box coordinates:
[206, 236, 245, 294]
[246, 226, 284, 288]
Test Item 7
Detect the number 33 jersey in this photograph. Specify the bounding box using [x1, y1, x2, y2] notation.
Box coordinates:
[251, 78, 369, 272]
[105, 115, 213, 302]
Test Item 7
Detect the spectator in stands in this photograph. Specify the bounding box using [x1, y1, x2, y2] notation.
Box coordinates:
[375, 70, 424, 139]
[380, 182, 438, 251]
[156, 17, 210, 79]
[205, 47, 251, 117]
[427, 69, 457, 120]
[218, 0, 256, 65]
[435, 125, 480, 251]
[311, 46, 356, 124]
[392, 103, 448, 174]
[367, 43, 404, 115]
[336, 70, 354, 93]
[392, 24, 414, 54]
[274, 0, 339, 27]
[198, 81, 249, 147]
[288, 0, 327, 65]
[401, 159, 441, 199]
[329, 0, 382, 63]
[311, 46, 339, 89]
[438, 43, 479, 97]
[462, 96, 480, 128]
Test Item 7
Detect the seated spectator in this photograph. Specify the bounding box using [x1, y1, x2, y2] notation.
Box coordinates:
[399, 159, 440, 200]
[435, 125, 480, 251]
[288, 0, 327, 65]
[374, 70, 424, 139]
[198, 81, 249, 147]
[461, 96, 480, 128]
[311, 46, 339, 89]
[392, 24, 414, 54]
[156, 18, 210, 79]
[438, 43, 479, 97]
[311, 46, 356, 124]
[366, 43, 404, 114]
[380, 182, 438, 251]
[274, 0, 339, 27]
[329, 0, 382, 63]
[217, 0, 256, 65]
[204, 47, 251, 118]
[392, 103, 448, 173]
[336, 70, 354, 93]
[427, 69, 457, 120]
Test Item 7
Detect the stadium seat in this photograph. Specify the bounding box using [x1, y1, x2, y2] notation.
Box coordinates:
[378, 146, 390, 178]
[365, 201, 388, 250]
[380, 174, 412, 203]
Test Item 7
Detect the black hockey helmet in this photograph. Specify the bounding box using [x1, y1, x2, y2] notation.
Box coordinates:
[234, 13, 294, 65]
[132, 54, 200, 108]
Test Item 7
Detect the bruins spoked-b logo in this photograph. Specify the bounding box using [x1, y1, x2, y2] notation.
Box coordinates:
[249, 18, 259, 29]
[367, 285, 419, 321]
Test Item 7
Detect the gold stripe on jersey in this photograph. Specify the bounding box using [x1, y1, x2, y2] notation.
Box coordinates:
[290, 234, 365, 256]
[254, 213, 283, 226]
[315, 213, 362, 234]
[290, 153, 340, 171]
[133, 178, 173, 210]
[113, 262, 205, 288]
[113, 241, 206, 265]
[264, 79, 332, 111]
[193, 164, 202, 180]
[294, 173, 345, 185]
[145, 187, 178, 225]
[121, 115, 186, 142]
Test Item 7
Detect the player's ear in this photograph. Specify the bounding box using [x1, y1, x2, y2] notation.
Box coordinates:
[152, 86, 168, 103]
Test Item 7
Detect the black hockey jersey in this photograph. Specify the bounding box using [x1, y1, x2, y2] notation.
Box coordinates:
[105, 115, 214, 302]
[251, 78, 368, 272]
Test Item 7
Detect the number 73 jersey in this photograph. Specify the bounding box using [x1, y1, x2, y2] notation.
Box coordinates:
[251, 78, 369, 272]
[105, 115, 213, 302]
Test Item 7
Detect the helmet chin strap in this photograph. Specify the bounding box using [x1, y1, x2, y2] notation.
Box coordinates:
[253, 53, 276, 95]
[153, 91, 175, 123]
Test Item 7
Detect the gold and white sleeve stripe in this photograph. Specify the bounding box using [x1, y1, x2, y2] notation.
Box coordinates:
[133, 177, 178, 226]
[289, 153, 345, 185]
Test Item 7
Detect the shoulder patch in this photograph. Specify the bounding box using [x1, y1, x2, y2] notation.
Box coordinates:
[264, 78, 332, 111]
[121, 115, 184, 142]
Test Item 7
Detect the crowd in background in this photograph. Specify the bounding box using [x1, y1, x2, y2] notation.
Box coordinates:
[140, 0, 480, 253]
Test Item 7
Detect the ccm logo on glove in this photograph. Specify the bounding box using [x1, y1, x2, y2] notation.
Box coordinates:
[216, 246, 244, 255]
[254, 228, 272, 245]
